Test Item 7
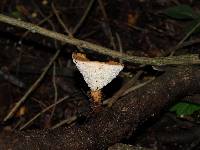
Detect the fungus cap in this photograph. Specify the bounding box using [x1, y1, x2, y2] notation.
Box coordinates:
[72, 53, 124, 91]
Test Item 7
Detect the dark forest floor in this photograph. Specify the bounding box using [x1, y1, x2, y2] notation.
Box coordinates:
[0, 0, 200, 149]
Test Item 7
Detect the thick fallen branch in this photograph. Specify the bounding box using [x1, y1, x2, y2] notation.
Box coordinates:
[0, 14, 200, 65]
[0, 66, 200, 149]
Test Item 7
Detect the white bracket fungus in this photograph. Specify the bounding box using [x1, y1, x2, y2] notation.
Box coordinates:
[72, 53, 123, 90]
[72, 53, 124, 106]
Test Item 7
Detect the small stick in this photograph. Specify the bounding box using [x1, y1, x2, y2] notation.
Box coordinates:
[51, 115, 77, 129]
[19, 95, 70, 130]
[72, 0, 95, 34]
[115, 32, 123, 63]
[50, 62, 58, 119]
[20, 14, 53, 40]
[51, 2, 83, 53]
[170, 21, 200, 55]
[98, 0, 116, 50]
[179, 38, 200, 49]
[0, 69, 25, 88]
[122, 77, 155, 96]
[103, 71, 143, 107]
[51, 2, 72, 36]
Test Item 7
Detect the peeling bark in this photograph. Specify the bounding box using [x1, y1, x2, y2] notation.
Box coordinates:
[0, 66, 200, 150]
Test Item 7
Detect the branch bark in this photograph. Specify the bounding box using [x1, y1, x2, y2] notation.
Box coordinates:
[0, 66, 200, 149]
[0, 14, 200, 65]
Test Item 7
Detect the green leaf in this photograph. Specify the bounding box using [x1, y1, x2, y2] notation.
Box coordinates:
[163, 5, 199, 19]
[170, 102, 200, 116]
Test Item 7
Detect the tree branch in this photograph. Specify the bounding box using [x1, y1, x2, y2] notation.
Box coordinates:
[0, 14, 200, 65]
[0, 66, 200, 149]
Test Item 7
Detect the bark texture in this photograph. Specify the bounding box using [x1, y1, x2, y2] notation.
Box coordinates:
[0, 66, 200, 150]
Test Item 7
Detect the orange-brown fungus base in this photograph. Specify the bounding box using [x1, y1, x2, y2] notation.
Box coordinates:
[72, 53, 89, 61]
[107, 60, 122, 65]
[72, 52, 123, 66]
[90, 90, 102, 105]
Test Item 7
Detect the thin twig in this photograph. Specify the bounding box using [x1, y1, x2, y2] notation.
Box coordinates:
[0, 69, 25, 88]
[12, 118, 24, 130]
[115, 32, 123, 63]
[51, 2, 72, 36]
[103, 71, 143, 107]
[180, 38, 200, 48]
[33, 1, 60, 121]
[51, 1, 83, 53]
[98, 0, 116, 50]
[50, 63, 58, 119]
[51, 115, 77, 129]
[169, 38, 200, 54]
[20, 14, 53, 41]
[0, 14, 200, 65]
[31, 97, 47, 108]
[122, 77, 155, 96]
[11, 64, 74, 77]
[170, 21, 200, 55]
[17, 7, 54, 86]
[3, 50, 60, 121]
[72, 0, 95, 34]
[31, 0, 59, 48]
[19, 95, 70, 130]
